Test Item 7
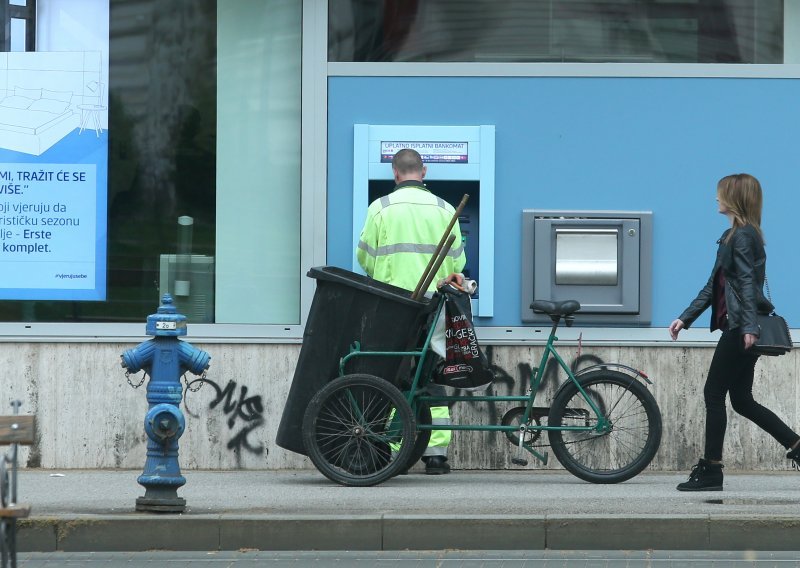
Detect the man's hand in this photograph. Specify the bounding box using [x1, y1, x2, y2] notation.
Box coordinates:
[743, 333, 758, 350]
[438, 272, 464, 290]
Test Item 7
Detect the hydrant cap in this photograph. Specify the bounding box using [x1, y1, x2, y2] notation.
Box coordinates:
[146, 293, 188, 337]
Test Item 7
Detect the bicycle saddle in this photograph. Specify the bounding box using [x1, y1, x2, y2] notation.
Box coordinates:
[530, 300, 581, 316]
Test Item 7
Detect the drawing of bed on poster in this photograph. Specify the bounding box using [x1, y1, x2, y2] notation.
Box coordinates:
[0, 51, 103, 156]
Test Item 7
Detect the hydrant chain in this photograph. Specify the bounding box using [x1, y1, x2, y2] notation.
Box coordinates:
[126, 370, 147, 389]
[183, 370, 206, 393]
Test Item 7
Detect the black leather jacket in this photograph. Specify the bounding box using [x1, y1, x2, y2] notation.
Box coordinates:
[679, 224, 773, 336]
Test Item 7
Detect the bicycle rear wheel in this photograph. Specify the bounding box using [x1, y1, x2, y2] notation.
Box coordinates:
[547, 369, 662, 483]
[302, 374, 416, 487]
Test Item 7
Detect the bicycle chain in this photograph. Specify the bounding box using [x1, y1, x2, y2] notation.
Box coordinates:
[514, 424, 609, 449]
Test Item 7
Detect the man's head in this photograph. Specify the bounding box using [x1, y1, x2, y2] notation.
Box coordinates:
[392, 149, 427, 183]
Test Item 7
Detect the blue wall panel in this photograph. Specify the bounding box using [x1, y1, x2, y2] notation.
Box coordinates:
[328, 76, 800, 328]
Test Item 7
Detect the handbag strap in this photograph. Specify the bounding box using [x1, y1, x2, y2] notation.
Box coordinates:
[764, 275, 773, 304]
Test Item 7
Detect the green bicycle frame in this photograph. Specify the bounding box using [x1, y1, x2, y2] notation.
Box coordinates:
[337, 294, 610, 465]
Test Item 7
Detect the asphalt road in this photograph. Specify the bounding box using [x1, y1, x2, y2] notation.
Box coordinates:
[16, 550, 800, 567]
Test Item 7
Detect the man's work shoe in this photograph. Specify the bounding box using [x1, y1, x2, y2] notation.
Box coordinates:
[676, 458, 723, 491]
[786, 444, 800, 470]
[423, 456, 451, 475]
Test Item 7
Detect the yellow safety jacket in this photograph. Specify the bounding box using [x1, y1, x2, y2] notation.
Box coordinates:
[357, 181, 466, 292]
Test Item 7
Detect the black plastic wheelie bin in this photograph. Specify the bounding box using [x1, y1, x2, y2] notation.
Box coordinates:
[276, 266, 434, 455]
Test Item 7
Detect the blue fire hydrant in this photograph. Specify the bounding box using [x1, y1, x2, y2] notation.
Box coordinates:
[120, 294, 210, 513]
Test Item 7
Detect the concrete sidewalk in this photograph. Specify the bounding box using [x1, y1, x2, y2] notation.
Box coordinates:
[14, 469, 800, 552]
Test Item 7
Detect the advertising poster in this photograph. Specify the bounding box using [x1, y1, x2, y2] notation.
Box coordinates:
[0, 0, 109, 300]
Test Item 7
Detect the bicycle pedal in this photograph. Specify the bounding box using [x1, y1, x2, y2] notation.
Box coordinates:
[511, 457, 528, 466]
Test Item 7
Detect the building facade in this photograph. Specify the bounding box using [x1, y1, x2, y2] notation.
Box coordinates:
[3, 0, 800, 472]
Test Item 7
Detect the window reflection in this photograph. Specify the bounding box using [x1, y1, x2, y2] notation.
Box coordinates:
[2, 0, 36, 52]
[329, 0, 784, 63]
[103, 0, 217, 323]
[10, 18, 25, 52]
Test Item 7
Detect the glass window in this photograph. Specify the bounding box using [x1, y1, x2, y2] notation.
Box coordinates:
[2, 0, 36, 52]
[329, 0, 785, 64]
[216, 0, 301, 324]
[10, 17, 24, 51]
[0, 0, 302, 325]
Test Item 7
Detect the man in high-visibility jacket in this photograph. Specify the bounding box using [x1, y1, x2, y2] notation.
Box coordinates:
[357, 148, 465, 475]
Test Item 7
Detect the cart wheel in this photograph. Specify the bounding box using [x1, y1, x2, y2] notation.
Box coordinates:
[302, 374, 416, 487]
[0, 519, 8, 568]
[0, 469, 9, 568]
[0, 460, 7, 507]
[397, 402, 432, 475]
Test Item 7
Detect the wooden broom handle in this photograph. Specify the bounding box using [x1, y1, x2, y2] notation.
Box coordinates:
[412, 234, 456, 301]
[411, 194, 469, 300]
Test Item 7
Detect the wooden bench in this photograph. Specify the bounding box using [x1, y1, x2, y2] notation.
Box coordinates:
[1, 412, 36, 568]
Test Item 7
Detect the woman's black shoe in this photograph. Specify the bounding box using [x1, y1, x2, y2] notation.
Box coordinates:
[676, 458, 723, 491]
[786, 445, 800, 470]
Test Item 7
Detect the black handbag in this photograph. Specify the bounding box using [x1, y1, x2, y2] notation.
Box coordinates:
[753, 313, 792, 356]
[752, 277, 793, 356]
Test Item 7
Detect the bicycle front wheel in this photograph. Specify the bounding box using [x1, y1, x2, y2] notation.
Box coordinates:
[547, 369, 662, 483]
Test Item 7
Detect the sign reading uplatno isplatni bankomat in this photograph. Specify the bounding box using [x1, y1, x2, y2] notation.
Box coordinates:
[380, 141, 469, 164]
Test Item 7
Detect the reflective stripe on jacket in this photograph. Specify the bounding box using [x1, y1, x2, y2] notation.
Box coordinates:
[357, 182, 466, 292]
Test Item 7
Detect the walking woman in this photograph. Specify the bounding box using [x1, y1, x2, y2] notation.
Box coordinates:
[668, 173, 800, 491]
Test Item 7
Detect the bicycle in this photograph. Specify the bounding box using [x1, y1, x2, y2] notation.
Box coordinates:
[300, 278, 662, 487]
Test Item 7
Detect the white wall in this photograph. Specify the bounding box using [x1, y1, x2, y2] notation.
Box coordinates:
[5, 342, 800, 473]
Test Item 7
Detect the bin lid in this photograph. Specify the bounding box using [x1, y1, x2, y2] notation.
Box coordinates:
[308, 266, 432, 308]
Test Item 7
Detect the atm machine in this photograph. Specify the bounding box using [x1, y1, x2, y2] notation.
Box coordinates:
[352, 124, 495, 317]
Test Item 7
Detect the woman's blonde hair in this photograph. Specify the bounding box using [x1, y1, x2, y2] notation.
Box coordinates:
[717, 173, 764, 243]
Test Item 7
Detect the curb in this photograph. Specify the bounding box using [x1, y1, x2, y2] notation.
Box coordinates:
[18, 514, 800, 552]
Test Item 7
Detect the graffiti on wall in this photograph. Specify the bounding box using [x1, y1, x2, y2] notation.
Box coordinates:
[178, 348, 606, 462]
[184, 377, 266, 459]
[471, 346, 607, 422]
[446, 347, 609, 459]
[484, 345, 606, 394]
